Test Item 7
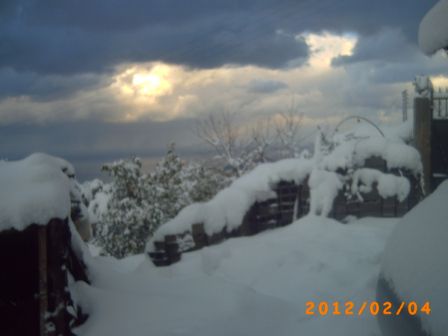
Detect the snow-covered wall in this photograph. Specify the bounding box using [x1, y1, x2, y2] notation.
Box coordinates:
[149, 133, 422, 250]
[151, 158, 314, 241]
[0, 153, 73, 231]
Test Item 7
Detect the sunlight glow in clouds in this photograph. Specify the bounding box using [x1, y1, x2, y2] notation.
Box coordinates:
[111, 63, 177, 120]
[302, 32, 357, 68]
[0, 32, 406, 127]
[104, 32, 359, 122]
[432, 75, 448, 88]
[116, 64, 173, 98]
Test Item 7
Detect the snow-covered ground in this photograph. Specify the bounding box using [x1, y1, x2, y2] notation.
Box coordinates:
[73, 215, 397, 336]
[381, 181, 448, 336]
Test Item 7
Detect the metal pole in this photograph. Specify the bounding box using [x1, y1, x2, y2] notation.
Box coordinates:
[402, 90, 408, 122]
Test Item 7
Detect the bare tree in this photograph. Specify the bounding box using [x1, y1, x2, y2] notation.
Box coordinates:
[195, 106, 308, 177]
[275, 106, 305, 158]
[195, 112, 245, 177]
[248, 117, 275, 165]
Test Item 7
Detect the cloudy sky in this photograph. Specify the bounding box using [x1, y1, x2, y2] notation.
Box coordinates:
[0, 0, 447, 180]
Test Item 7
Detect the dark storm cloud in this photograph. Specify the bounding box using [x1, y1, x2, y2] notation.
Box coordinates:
[351, 59, 448, 85]
[247, 79, 288, 94]
[0, 68, 109, 100]
[0, 0, 438, 75]
[332, 28, 448, 84]
[332, 29, 416, 66]
[0, 0, 310, 75]
[0, 0, 440, 104]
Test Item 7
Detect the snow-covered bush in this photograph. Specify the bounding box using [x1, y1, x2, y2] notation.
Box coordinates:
[83, 179, 111, 225]
[184, 164, 230, 203]
[94, 158, 162, 258]
[92, 144, 228, 258]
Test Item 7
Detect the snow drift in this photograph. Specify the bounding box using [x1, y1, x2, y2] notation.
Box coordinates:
[381, 181, 448, 336]
[74, 216, 398, 336]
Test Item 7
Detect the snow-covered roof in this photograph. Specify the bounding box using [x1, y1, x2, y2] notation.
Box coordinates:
[0, 153, 73, 232]
[419, 0, 448, 55]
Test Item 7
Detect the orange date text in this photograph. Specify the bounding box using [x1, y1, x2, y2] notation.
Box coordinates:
[305, 301, 431, 316]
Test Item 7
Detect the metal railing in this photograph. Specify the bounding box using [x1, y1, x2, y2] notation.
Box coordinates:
[433, 88, 448, 119]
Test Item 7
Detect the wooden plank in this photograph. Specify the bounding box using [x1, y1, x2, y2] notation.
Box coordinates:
[192, 223, 208, 248]
[164, 235, 180, 264]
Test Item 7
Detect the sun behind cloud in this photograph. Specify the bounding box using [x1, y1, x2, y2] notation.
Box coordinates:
[110, 63, 178, 120]
[115, 64, 173, 101]
[132, 73, 162, 95]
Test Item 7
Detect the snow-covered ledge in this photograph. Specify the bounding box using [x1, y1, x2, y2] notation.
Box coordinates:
[0, 153, 73, 232]
[150, 158, 314, 242]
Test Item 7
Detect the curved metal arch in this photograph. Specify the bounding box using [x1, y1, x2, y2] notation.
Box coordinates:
[334, 116, 385, 138]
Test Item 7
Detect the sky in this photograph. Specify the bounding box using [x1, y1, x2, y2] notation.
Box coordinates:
[0, 0, 447, 180]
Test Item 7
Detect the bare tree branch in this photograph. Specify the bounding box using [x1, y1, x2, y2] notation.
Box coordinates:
[275, 104, 305, 158]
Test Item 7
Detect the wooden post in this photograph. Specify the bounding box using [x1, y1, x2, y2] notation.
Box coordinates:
[192, 223, 208, 248]
[164, 235, 180, 264]
[38, 226, 48, 336]
[414, 97, 432, 195]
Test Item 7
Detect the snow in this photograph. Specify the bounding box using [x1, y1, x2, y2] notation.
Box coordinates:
[381, 181, 448, 336]
[413, 75, 434, 98]
[332, 119, 413, 144]
[0, 153, 73, 231]
[381, 120, 414, 143]
[355, 138, 422, 174]
[309, 169, 343, 216]
[72, 215, 398, 336]
[150, 129, 420, 246]
[351, 168, 411, 202]
[323, 137, 421, 175]
[150, 158, 314, 241]
[87, 189, 111, 223]
[419, 0, 448, 55]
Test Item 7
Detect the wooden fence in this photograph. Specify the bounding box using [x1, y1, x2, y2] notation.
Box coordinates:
[149, 158, 423, 267]
[0, 219, 89, 336]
